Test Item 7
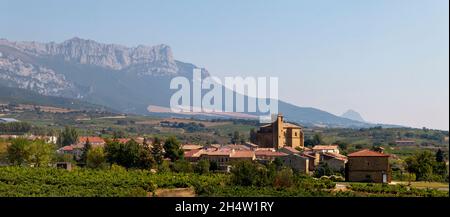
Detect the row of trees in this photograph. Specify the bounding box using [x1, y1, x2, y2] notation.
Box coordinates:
[0, 122, 32, 134]
[77, 136, 184, 170]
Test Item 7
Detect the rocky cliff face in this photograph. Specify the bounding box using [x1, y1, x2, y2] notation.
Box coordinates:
[0, 37, 179, 76]
[0, 47, 75, 97]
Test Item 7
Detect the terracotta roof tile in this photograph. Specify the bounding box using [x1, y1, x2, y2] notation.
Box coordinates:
[348, 149, 390, 157]
[312, 145, 339, 150]
[230, 150, 255, 158]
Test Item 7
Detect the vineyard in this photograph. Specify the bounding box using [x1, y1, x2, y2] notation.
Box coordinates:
[0, 166, 226, 197]
[0, 166, 448, 197]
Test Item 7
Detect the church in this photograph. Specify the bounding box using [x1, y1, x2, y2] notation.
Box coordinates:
[252, 114, 304, 149]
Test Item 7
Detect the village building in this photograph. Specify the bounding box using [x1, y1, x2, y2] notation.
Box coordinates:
[318, 152, 348, 172]
[282, 154, 309, 173]
[252, 114, 304, 149]
[254, 149, 288, 163]
[345, 149, 391, 183]
[312, 145, 340, 154]
[279, 146, 316, 171]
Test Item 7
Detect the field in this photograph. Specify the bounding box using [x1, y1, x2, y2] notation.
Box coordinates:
[0, 167, 447, 197]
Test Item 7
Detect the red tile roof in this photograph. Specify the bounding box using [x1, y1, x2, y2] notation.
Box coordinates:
[182, 144, 203, 150]
[184, 149, 203, 158]
[116, 138, 131, 144]
[231, 150, 255, 158]
[322, 152, 348, 161]
[61, 146, 73, 151]
[348, 149, 390, 157]
[281, 146, 300, 153]
[255, 150, 288, 157]
[78, 136, 105, 144]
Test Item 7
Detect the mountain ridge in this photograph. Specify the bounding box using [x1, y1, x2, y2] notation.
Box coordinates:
[0, 37, 396, 128]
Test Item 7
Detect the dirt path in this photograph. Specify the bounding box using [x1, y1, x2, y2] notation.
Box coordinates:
[150, 188, 196, 197]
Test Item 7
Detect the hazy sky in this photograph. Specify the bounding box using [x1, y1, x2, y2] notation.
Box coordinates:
[1, 0, 448, 130]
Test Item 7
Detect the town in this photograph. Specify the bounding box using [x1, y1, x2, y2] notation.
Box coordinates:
[0, 113, 448, 197]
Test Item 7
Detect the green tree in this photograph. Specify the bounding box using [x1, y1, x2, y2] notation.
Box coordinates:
[231, 161, 270, 186]
[405, 151, 436, 181]
[231, 131, 240, 144]
[273, 167, 294, 188]
[314, 162, 334, 178]
[151, 136, 164, 165]
[57, 126, 78, 147]
[79, 138, 91, 164]
[312, 133, 324, 146]
[163, 136, 183, 162]
[6, 138, 29, 165]
[194, 159, 210, 174]
[436, 149, 445, 163]
[104, 139, 154, 169]
[86, 147, 107, 169]
[24, 140, 55, 167]
[171, 159, 193, 173]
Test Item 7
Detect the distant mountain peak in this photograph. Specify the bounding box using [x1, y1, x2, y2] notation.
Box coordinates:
[341, 109, 365, 122]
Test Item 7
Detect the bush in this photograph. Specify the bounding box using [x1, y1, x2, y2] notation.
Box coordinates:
[171, 160, 193, 173]
[194, 160, 210, 174]
[273, 167, 294, 188]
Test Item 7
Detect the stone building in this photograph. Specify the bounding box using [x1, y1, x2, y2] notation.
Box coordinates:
[252, 114, 304, 149]
[345, 149, 391, 183]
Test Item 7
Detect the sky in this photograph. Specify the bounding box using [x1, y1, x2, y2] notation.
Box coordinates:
[1, 0, 449, 130]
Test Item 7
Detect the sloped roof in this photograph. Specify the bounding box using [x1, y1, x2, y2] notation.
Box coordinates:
[78, 136, 105, 144]
[348, 149, 390, 157]
[182, 144, 203, 150]
[322, 152, 348, 161]
[255, 150, 288, 157]
[283, 123, 301, 128]
[230, 150, 255, 158]
[312, 145, 339, 150]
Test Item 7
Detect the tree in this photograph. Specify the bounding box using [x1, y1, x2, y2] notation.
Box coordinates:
[7, 139, 55, 167]
[312, 133, 324, 146]
[314, 162, 334, 178]
[104, 139, 154, 169]
[231, 131, 240, 144]
[79, 138, 91, 163]
[231, 161, 270, 186]
[171, 159, 193, 173]
[57, 126, 78, 147]
[405, 151, 436, 181]
[86, 147, 107, 169]
[194, 159, 210, 174]
[334, 140, 348, 150]
[163, 136, 183, 162]
[6, 138, 29, 165]
[151, 136, 164, 165]
[112, 130, 126, 139]
[436, 149, 445, 163]
[25, 140, 55, 167]
[273, 167, 294, 188]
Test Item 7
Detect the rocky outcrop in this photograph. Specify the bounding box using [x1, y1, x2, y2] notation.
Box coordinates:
[0, 37, 179, 76]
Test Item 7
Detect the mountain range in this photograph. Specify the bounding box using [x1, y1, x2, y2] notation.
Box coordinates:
[0, 37, 398, 128]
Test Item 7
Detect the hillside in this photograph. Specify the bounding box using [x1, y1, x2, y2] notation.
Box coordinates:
[0, 85, 113, 112]
[1, 37, 388, 128]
